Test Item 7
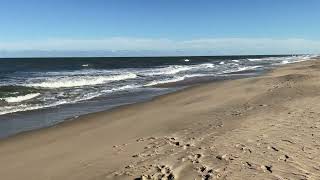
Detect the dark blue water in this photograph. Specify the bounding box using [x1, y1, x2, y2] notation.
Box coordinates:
[0, 55, 314, 138]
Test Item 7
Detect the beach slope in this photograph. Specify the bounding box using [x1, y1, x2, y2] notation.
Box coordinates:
[1, 59, 320, 180]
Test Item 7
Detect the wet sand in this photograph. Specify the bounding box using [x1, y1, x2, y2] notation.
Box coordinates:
[0, 58, 320, 180]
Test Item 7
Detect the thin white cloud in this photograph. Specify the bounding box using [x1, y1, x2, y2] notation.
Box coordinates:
[1, 37, 320, 55]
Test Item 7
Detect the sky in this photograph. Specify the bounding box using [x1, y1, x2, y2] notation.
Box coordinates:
[0, 0, 320, 57]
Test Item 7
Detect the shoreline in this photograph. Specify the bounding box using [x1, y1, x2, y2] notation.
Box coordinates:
[0, 55, 312, 139]
[0, 68, 264, 140]
[0, 75, 242, 141]
[1, 58, 320, 179]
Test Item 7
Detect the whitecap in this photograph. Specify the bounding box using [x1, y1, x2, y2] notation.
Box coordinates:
[0, 100, 68, 115]
[140, 65, 192, 76]
[144, 77, 186, 86]
[195, 63, 215, 69]
[26, 73, 137, 88]
[222, 66, 262, 74]
[0, 84, 141, 115]
[139, 63, 215, 76]
[1, 93, 41, 103]
[247, 58, 263, 61]
[272, 55, 317, 65]
[102, 85, 140, 93]
[144, 74, 210, 87]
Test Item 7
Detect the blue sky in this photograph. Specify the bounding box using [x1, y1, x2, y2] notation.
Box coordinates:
[1, 0, 320, 56]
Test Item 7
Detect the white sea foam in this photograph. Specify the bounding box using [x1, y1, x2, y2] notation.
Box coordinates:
[222, 66, 262, 74]
[102, 85, 140, 93]
[281, 60, 290, 64]
[144, 77, 186, 86]
[247, 58, 263, 62]
[139, 63, 215, 76]
[27, 73, 137, 88]
[0, 104, 33, 115]
[38, 69, 115, 76]
[194, 63, 215, 69]
[0, 91, 105, 115]
[1, 93, 40, 103]
[219, 61, 225, 65]
[140, 65, 193, 76]
[183, 74, 209, 78]
[0, 84, 141, 115]
[273, 55, 317, 65]
[2, 55, 316, 116]
[248, 55, 315, 63]
[0, 99, 71, 115]
[144, 74, 210, 87]
[145, 64, 262, 87]
[40, 63, 215, 79]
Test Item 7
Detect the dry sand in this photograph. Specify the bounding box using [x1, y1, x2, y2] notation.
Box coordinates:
[1, 58, 320, 180]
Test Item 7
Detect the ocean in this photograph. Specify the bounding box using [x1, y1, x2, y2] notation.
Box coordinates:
[0, 55, 315, 138]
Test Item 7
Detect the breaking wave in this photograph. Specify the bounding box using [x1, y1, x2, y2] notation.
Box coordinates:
[144, 74, 209, 87]
[26, 73, 137, 88]
[0, 93, 40, 103]
[144, 77, 186, 86]
[1, 55, 316, 116]
[139, 63, 215, 76]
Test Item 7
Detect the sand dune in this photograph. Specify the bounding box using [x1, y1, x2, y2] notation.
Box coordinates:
[1, 58, 320, 180]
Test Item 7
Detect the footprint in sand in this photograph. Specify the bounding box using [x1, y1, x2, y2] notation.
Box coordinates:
[196, 165, 215, 180]
[187, 153, 203, 164]
[135, 165, 175, 180]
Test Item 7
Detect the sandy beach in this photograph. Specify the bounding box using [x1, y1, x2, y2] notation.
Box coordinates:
[1, 58, 320, 180]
